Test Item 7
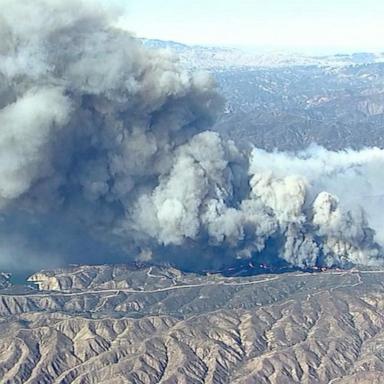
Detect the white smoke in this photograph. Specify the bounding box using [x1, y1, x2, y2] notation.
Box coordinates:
[0, 87, 71, 205]
[134, 138, 383, 268]
[0, 0, 382, 271]
[248, 147, 383, 266]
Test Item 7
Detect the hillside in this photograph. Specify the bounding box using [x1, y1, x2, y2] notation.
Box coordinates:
[1, 265, 384, 383]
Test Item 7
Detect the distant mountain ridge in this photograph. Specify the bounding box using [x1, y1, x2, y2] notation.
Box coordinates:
[141, 38, 384, 70]
[140, 39, 384, 152]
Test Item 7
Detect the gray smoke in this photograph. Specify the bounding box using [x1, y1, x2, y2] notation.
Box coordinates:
[0, 0, 383, 272]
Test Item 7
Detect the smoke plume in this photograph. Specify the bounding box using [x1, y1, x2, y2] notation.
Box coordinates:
[0, 0, 383, 272]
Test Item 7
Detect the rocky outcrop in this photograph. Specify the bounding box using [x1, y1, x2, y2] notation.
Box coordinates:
[0, 273, 11, 290]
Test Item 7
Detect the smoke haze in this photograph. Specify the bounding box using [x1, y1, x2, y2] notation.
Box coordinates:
[0, 0, 383, 272]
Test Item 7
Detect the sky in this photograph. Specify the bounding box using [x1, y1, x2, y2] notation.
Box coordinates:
[117, 0, 384, 54]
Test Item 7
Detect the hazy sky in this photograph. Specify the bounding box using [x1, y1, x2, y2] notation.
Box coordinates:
[118, 0, 384, 53]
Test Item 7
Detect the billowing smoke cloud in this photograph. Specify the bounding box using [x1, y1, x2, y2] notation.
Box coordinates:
[0, 0, 383, 272]
[133, 138, 383, 268]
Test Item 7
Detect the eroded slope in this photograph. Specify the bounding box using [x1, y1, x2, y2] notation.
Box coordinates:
[1, 266, 384, 383]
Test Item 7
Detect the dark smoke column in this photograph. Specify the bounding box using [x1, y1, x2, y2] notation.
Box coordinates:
[0, 0, 225, 269]
[0, 0, 382, 271]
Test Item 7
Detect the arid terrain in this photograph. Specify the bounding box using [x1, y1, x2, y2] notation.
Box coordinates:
[2, 2, 384, 383]
[1, 265, 384, 383]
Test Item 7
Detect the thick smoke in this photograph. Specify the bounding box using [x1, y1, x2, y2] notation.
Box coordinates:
[0, 0, 383, 272]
